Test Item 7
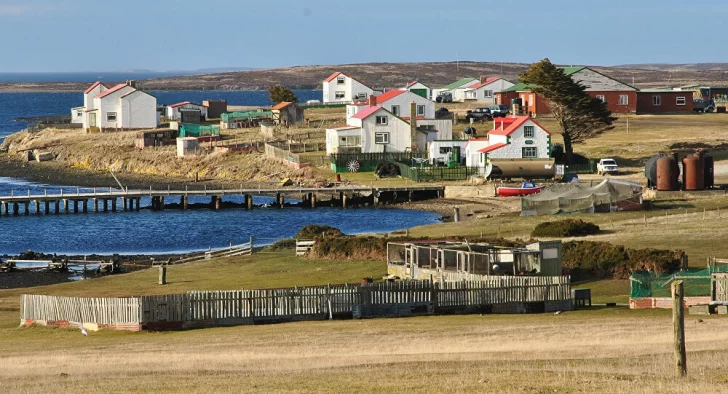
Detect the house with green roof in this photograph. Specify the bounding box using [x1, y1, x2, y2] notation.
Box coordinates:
[432, 77, 481, 103]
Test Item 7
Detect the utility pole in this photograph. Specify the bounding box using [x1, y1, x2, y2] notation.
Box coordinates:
[456, 52, 459, 74]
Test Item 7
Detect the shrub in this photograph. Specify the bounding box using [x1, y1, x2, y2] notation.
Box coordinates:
[295, 225, 345, 240]
[562, 241, 684, 279]
[531, 219, 600, 237]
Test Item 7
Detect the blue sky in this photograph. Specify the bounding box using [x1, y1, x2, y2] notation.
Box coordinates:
[1, 0, 726, 72]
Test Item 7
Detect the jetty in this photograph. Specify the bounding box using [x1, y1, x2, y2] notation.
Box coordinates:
[0, 185, 443, 216]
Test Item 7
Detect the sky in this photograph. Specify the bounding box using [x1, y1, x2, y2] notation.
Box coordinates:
[1, 0, 727, 73]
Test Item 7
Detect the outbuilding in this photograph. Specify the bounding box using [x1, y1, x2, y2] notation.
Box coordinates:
[636, 90, 693, 114]
[405, 80, 431, 100]
[166, 102, 208, 121]
[271, 101, 305, 126]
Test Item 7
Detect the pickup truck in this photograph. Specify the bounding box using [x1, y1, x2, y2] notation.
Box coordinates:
[693, 99, 715, 113]
[465, 107, 493, 122]
[597, 158, 619, 175]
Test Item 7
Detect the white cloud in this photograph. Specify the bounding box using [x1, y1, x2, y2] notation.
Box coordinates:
[0, 4, 52, 16]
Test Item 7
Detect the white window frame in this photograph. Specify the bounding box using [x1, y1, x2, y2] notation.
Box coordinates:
[596, 95, 606, 103]
[484, 90, 493, 98]
[337, 76, 345, 85]
[375, 116, 388, 125]
[106, 112, 117, 122]
[619, 95, 629, 105]
[676, 96, 686, 106]
[356, 92, 368, 100]
[374, 132, 390, 144]
[416, 105, 425, 116]
[523, 125, 535, 138]
[522, 147, 537, 158]
[391, 105, 400, 116]
[76, 111, 83, 117]
[334, 91, 345, 100]
[652, 95, 661, 106]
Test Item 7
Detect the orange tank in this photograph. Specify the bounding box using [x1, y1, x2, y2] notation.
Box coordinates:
[656, 155, 679, 191]
[683, 154, 704, 190]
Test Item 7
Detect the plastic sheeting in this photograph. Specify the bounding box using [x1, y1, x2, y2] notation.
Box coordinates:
[521, 179, 643, 216]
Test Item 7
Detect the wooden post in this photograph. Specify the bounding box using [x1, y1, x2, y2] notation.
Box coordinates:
[454, 206, 460, 223]
[159, 265, 167, 285]
[672, 280, 687, 378]
[310, 193, 316, 208]
[182, 195, 188, 210]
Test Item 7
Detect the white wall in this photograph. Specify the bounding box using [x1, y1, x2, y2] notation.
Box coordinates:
[429, 140, 468, 165]
[464, 80, 516, 103]
[381, 91, 434, 119]
[120, 91, 158, 129]
[94, 85, 135, 129]
[406, 82, 431, 100]
[487, 120, 550, 159]
[166, 103, 208, 120]
[360, 109, 411, 153]
[452, 80, 482, 102]
[71, 107, 84, 124]
[323, 74, 374, 103]
[326, 127, 361, 154]
[416, 119, 453, 140]
[83, 83, 106, 110]
[464, 140, 489, 167]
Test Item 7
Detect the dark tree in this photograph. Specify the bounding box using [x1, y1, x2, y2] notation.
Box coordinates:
[519, 58, 616, 163]
[268, 85, 298, 103]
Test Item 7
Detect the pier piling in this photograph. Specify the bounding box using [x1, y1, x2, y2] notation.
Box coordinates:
[34, 201, 40, 215]
[63, 199, 69, 213]
[44, 201, 50, 215]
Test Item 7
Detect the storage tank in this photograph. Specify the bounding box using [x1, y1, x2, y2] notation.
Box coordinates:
[704, 153, 714, 189]
[682, 154, 705, 190]
[656, 154, 679, 191]
[644, 153, 666, 188]
[486, 158, 556, 180]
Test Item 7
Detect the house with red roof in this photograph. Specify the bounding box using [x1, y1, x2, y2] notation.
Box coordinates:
[78, 81, 158, 132]
[165, 101, 208, 121]
[479, 116, 552, 160]
[322, 72, 377, 104]
[462, 77, 514, 104]
[346, 90, 434, 121]
[271, 101, 304, 126]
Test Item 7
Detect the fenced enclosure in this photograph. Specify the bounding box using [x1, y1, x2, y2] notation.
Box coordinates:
[330, 152, 428, 173]
[393, 161, 482, 182]
[21, 278, 573, 331]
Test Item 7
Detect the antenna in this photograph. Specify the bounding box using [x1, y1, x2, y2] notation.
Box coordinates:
[456, 52, 459, 73]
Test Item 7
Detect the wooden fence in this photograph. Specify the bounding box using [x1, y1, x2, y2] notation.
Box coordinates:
[295, 239, 315, 256]
[21, 277, 572, 331]
[171, 239, 254, 265]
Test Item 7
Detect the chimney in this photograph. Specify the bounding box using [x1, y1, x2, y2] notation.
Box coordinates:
[480, 76, 489, 84]
[127, 80, 137, 88]
[368, 95, 376, 107]
[410, 101, 417, 151]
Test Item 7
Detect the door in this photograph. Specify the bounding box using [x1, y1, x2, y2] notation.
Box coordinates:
[411, 89, 427, 98]
[89, 113, 97, 127]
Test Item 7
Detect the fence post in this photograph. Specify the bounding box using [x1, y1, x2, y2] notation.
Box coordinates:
[158, 266, 167, 285]
[672, 280, 687, 378]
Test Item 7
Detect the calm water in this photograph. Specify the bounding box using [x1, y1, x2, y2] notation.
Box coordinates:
[0, 177, 439, 255]
[0, 90, 322, 140]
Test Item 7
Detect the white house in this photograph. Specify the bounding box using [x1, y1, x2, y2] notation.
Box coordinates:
[405, 80, 431, 100]
[78, 81, 159, 132]
[478, 116, 551, 161]
[165, 102, 208, 120]
[71, 106, 84, 124]
[322, 72, 375, 103]
[346, 90, 435, 121]
[428, 140, 468, 166]
[464, 138, 490, 168]
[439, 77, 480, 102]
[463, 78, 515, 104]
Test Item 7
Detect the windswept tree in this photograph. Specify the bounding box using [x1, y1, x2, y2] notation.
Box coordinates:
[519, 58, 616, 163]
[268, 85, 298, 103]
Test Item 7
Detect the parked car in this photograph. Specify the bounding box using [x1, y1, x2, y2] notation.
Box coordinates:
[487, 104, 510, 117]
[693, 99, 715, 113]
[306, 99, 321, 105]
[436, 92, 453, 103]
[597, 158, 619, 175]
[465, 107, 493, 122]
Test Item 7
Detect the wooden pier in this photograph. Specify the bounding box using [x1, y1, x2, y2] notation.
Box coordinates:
[0, 185, 444, 216]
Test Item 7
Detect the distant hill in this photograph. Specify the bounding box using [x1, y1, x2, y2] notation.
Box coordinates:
[2, 62, 728, 92]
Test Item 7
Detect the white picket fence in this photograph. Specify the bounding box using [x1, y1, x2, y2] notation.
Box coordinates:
[295, 239, 315, 256]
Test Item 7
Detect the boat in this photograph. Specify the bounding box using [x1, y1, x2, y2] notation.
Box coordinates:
[497, 181, 544, 197]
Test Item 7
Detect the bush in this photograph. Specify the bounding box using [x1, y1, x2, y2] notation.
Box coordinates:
[531, 219, 600, 237]
[295, 225, 345, 240]
[562, 241, 684, 279]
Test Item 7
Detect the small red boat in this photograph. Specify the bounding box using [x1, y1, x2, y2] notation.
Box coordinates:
[497, 182, 544, 197]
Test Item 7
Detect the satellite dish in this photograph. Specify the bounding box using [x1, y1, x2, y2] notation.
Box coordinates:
[485, 163, 493, 178]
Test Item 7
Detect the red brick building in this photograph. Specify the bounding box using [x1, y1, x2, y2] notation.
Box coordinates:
[636, 90, 693, 114]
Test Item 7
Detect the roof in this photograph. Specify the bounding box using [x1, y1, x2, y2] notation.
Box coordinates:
[271, 101, 294, 110]
[468, 78, 503, 90]
[478, 142, 507, 153]
[488, 116, 551, 136]
[406, 80, 429, 89]
[561, 67, 585, 76]
[95, 83, 129, 99]
[400, 116, 426, 121]
[500, 83, 539, 93]
[464, 138, 489, 148]
[120, 90, 153, 99]
[330, 126, 360, 130]
[169, 101, 191, 108]
[84, 81, 109, 94]
[351, 106, 383, 120]
[324, 72, 342, 82]
[375, 89, 406, 103]
[443, 77, 477, 90]
[638, 89, 690, 93]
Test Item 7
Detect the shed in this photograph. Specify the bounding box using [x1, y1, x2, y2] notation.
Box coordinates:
[176, 137, 200, 157]
[135, 129, 177, 149]
[203, 100, 228, 119]
[180, 109, 202, 124]
[271, 101, 305, 126]
[428, 140, 467, 166]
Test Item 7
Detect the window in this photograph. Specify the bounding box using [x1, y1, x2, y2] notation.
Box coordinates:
[106, 112, 117, 121]
[483, 90, 493, 98]
[439, 146, 452, 154]
[340, 136, 361, 147]
[619, 95, 629, 105]
[391, 105, 400, 116]
[375, 116, 388, 125]
[677, 96, 686, 106]
[375, 132, 390, 144]
[523, 125, 535, 138]
[522, 147, 537, 158]
[652, 95, 661, 106]
[337, 76, 345, 84]
[334, 91, 345, 100]
[596, 95, 606, 103]
[417, 105, 425, 116]
[76, 111, 83, 117]
[356, 92, 368, 100]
